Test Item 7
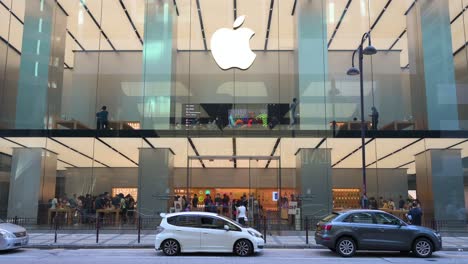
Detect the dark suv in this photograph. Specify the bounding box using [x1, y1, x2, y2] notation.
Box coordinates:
[315, 210, 442, 258]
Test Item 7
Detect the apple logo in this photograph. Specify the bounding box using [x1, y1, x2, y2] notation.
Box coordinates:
[210, 15, 256, 70]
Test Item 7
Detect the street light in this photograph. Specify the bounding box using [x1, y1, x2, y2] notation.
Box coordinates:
[346, 32, 377, 199]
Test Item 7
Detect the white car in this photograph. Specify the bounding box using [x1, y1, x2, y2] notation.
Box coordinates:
[155, 212, 264, 256]
[0, 219, 29, 251]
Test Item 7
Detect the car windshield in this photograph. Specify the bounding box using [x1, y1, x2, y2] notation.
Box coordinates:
[217, 215, 244, 228]
[321, 213, 340, 222]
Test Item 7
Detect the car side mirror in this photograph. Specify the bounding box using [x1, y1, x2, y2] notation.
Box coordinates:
[224, 225, 230, 231]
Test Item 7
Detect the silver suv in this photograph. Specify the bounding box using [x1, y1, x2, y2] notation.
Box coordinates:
[315, 210, 442, 258]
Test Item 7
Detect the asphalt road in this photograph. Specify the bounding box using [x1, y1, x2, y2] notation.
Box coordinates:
[1, 249, 468, 264]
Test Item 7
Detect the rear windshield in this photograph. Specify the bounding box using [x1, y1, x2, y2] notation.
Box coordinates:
[321, 213, 339, 222]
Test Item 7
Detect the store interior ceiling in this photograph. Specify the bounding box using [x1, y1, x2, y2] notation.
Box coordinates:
[1, 0, 468, 68]
[0, 137, 467, 173]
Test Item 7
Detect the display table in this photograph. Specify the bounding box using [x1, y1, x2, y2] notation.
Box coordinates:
[54, 119, 90, 130]
[381, 121, 415, 131]
[331, 121, 371, 130]
[108, 121, 140, 130]
[96, 208, 121, 224]
[48, 208, 73, 225]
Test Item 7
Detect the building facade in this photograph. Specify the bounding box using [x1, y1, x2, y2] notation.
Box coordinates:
[0, 0, 467, 226]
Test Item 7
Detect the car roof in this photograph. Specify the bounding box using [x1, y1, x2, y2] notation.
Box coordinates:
[161, 211, 219, 218]
[336, 209, 389, 214]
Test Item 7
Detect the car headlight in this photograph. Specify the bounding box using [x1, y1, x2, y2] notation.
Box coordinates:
[248, 230, 262, 238]
[0, 230, 15, 239]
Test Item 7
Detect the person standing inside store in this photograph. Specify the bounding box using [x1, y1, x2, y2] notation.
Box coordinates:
[360, 193, 369, 209]
[236, 201, 247, 226]
[370, 106, 379, 130]
[192, 194, 198, 211]
[222, 194, 230, 216]
[398, 195, 406, 210]
[289, 98, 298, 127]
[96, 106, 109, 130]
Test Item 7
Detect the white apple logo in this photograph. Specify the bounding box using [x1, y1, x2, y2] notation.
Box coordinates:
[210, 15, 256, 70]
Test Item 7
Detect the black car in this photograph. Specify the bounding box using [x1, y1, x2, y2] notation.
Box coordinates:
[315, 210, 442, 258]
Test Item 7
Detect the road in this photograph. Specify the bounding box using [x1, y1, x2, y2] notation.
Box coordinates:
[1, 249, 468, 264]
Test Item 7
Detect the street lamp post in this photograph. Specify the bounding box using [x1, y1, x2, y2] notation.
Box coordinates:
[346, 32, 377, 199]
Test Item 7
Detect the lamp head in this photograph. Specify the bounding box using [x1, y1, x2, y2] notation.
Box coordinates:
[363, 45, 377, 55]
[347, 67, 360, 76]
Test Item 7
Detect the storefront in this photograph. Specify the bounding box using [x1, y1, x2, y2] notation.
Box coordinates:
[0, 0, 467, 228]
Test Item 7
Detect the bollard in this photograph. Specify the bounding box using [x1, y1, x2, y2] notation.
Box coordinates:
[14, 216, 18, 225]
[96, 218, 100, 244]
[137, 216, 141, 244]
[263, 216, 267, 243]
[54, 215, 58, 243]
[305, 216, 309, 245]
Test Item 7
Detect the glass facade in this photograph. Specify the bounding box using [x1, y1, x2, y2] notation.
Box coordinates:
[0, 0, 467, 230]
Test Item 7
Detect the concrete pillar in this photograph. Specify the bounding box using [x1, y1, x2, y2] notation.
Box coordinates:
[7, 148, 57, 223]
[142, 0, 176, 129]
[137, 148, 174, 215]
[415, 149, 466, 223]
[295, 0, 328, 129]
[406, 0, 459, 130]
[295, 148, 332, 216]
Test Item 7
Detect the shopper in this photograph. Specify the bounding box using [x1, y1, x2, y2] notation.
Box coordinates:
[236, 201, 247, 226]
[289, 98, 298, 127]
[192, 194, 198, 211]
[96, 106, 109, 130]
[360, 193, 369, 209]
[398, 195, 406, 210]
[370, 106, 379, 130]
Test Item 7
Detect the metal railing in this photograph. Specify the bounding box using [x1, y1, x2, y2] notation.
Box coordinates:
[4, 213, 468, 245]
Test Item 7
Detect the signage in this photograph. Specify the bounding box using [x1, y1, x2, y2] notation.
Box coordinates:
[210, 15, 256, 70]
[272, 191, 279, 202]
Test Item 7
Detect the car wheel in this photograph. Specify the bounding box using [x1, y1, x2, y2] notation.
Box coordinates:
[412, 238, 433, 258]
[234, 239, 252, 256]
[336, 237, 356, 257]
[161, 239, 180, 256]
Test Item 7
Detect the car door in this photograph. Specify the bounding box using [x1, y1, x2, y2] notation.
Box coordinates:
[199, 216, 235, 252]
[373, 212, 412, 250]
[173, 215, 201, 252]
[345, 212, 381, 249]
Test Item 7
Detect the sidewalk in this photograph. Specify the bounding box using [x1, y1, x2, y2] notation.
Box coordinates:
[25, 231, 468, 251]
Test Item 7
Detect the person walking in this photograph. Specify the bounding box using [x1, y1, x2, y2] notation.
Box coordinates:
[96, 106, 109, 130]
[407, 202, 423, 226]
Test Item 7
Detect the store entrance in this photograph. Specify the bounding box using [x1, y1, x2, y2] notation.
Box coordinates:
[179, 156, 283, 226]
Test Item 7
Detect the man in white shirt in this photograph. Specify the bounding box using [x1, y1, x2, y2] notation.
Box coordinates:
[236, 202, 247, 225]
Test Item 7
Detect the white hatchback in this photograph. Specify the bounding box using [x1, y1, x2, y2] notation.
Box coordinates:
[155, 212, 264, 256]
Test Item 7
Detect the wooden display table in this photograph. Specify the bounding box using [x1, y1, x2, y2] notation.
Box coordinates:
[108, 121, 140, 130]
[54, 119, 90, 130]
[96, 208, 121, 224]
[48, 208, 73, 225]
[330, 121, 371, 130]
[381, 121, 415, 131]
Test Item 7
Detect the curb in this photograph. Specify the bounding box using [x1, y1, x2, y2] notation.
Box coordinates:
[24, 244, 467, 251]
